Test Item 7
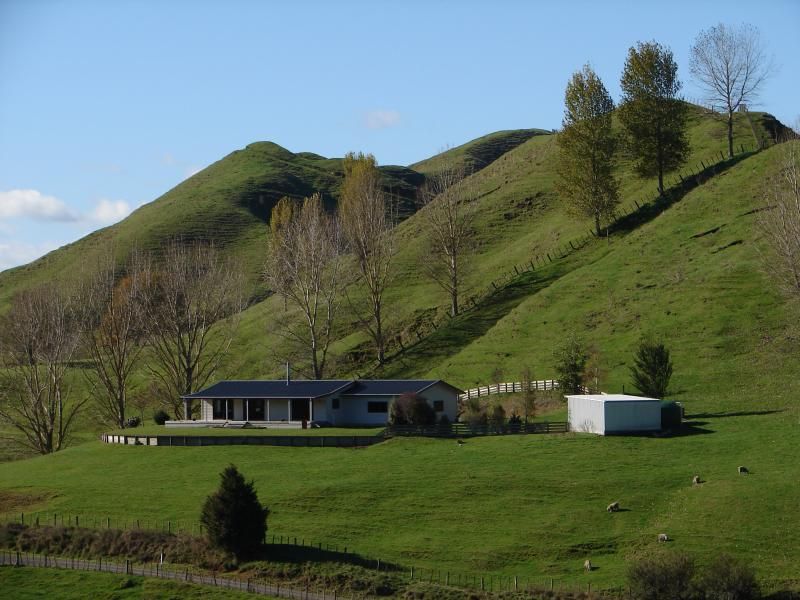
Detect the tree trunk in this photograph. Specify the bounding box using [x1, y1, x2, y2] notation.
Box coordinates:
[594, 214, 601, 237]
[375, 309, 385, 364]
[727, 111, 735, 158]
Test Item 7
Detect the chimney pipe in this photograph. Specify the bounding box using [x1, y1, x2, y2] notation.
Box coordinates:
[286, 362, 290, 385]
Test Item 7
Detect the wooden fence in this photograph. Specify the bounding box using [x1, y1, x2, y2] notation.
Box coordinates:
[100, 434, 385, 448]
[459, 380, 559, 400]
[387, 421, 569, 438]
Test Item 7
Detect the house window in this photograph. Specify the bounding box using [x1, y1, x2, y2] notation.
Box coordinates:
[332, 398, 340, 410]
[212, 399, 233, 420]
[367, 401, 388, 413]
[248, 399, 265, 421]
[433, 400, 444, 412]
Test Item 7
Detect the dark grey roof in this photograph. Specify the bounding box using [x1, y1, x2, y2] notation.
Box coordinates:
[344, 380, 463, 396]
[182, 380, 354, 399]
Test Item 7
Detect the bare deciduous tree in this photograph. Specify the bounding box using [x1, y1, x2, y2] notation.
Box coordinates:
[418, 164, 477, 317]
[0, 284, 87, 454]
[142, 241, 245, 418]
[80, 254, 146, 428]
[690, 23, 773, 157]
[265, 193, 342, 379]
[340, 152, 396, 364]
[757, 141, 800, 299]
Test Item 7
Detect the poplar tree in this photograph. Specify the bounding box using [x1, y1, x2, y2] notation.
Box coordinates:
[339, 152, 395, 364]
[556, 65, 619, 236]
[619, 41, 689, 195]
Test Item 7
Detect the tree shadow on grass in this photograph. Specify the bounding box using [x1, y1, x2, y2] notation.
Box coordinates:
[609, 152, 756, 236]
[687, 409, 783, 419]
[379, 269, 567, 377]
[257, 543, 403, 572]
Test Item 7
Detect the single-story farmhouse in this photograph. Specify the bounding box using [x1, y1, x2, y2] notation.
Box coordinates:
[172, 379, 462, 428]
[566, 394, 661, 435]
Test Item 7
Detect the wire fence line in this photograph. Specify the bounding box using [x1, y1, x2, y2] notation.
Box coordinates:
[0, 549, 601, 597]
[360, 142, 763, 377]
[0, 549, 361, 600]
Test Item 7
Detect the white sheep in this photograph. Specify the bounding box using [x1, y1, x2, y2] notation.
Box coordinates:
[692, 475, 701, 485]
[738, 466, 749, 474]
[607, 501, 620, 513]
[584, 559, 593, 572]
[658, 533, 669, 542]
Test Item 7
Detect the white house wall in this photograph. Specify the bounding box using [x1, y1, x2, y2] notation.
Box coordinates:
[568, 397, 605, 434]
[422, 383, 459, 422]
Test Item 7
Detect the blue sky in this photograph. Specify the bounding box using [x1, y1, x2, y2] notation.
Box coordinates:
[1, 0, 798, 271]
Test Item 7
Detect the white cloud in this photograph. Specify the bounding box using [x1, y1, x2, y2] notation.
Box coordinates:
[89, 199, 132, 224]
[0, 240, 60, 272]
[364, 109, 401, 130]
[0, 189, 78, 222]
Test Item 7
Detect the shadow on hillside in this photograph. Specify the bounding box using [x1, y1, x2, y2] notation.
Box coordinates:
[258, 543, 402, 571]
[379, 268, 567, 377]
[610, 151, 757, 236]
[687, 409, 783, 420]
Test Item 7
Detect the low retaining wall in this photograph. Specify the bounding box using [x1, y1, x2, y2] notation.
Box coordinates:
[100, 433, 385, 448]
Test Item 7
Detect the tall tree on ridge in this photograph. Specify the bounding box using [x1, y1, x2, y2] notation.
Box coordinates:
[690, 23, 773, 157]
[557, 64, 619, 235]
[340, 152, 395, 365]
[619, 41, 689, 196]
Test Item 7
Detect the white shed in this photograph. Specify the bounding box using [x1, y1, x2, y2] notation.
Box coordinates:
[566, 394, 661, 435]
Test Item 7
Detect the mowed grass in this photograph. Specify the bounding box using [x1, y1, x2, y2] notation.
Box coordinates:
[0, 410, 797, 590]
[0, 566, 263, 599]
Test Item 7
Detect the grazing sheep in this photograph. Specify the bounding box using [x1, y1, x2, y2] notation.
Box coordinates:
[456, 439, 465, 446]
[658, 533, 669, 542]
[738, 466, 749, 474]
[692, 475, 701, 485]
[584, 559, 593, 572]
[607, 501, 620, 513]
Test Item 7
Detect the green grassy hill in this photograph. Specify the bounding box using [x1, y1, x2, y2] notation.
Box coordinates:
[0, 142, 423, 306]
[0, 108, 798, 591]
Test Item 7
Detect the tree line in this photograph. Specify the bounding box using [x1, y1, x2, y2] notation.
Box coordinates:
[558, 23, 773, 234]
[0, 242, 245, 453]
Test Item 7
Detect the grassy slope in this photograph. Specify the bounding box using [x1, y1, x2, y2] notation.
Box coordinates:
[410, 128, 552, 175]
[222, 108, 771, 381]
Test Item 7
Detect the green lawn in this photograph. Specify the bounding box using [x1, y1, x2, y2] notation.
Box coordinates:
[0, 410, 797, 591]
[0, 566, 266, 599]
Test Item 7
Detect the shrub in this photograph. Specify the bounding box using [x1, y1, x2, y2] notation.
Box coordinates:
[488, 402, 506, 432]
[200, 465, 269, 559]
[153, 410, 170, 425]
[388, 393, 436, 426]
[125, 416, 141, 428]
[628, 551, 696, 600]
[697, 554, 760, 600]
[630, 338, 674, 398]
[461, 397, 487, 429]
[553, 335, 588, 395]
